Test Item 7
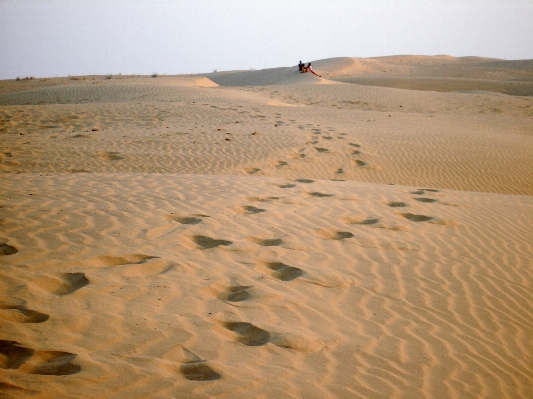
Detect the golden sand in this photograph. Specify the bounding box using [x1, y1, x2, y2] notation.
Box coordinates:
[1, 56, 532, 398]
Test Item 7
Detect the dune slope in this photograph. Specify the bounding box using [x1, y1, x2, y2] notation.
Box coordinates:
[1, 57, 532, 399]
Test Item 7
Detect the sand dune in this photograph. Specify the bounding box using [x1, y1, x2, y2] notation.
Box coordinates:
[1, 56, 532, 398]
[205, 56, 533, 96]
[204, 67, 338, 87]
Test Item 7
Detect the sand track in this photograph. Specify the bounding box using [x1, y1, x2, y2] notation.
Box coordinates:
[1, 56, 532, 398]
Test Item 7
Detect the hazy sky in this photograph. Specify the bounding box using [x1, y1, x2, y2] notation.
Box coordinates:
[1, 0, 532, 79]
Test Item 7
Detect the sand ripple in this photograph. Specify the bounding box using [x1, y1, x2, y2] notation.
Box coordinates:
[1, 63, 532, 398]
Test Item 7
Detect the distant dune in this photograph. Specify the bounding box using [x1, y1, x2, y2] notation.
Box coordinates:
[200, 55, 533, 95]
[1, 55, 532, 399]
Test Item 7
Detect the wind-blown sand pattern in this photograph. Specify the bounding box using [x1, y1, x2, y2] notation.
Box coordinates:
[1, 56, 532, 398]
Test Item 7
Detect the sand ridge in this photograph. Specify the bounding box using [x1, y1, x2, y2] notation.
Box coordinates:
[1, 55, 532, 398]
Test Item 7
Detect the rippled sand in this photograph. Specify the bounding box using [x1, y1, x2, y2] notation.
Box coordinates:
[1, 56, 532, 399]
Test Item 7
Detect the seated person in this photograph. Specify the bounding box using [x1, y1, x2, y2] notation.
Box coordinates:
[307, 63, 320, 77]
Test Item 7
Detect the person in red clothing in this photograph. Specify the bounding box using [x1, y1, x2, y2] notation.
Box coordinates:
[307, 63, 321, 77]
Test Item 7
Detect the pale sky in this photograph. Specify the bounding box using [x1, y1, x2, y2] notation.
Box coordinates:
[1, 0, 532, 79]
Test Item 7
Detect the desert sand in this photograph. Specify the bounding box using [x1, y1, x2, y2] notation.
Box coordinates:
[1, 56, 532, 399]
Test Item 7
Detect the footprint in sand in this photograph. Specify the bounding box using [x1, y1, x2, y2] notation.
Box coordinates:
[262, 262, 303, 281]
[166, 214, 208, 225]
[0, 340, 80, 375]
[304, 192, 334, 198]
[316, 229, 354, 240]
[244, 167, 261, 174]
[0, 241, 18, 256]
[214, 312, 322, 352]
[220, 321, 270, 346]
[180, 362, 221, 381]
[351, 159, 367, 167]
[227, 322, 271, 346]
[341, 217, 379, 226]
[349, 143, 361, 147]
[211, 279, 253, 302]
[248, 237, 282, 247]
[350, 150, 361, 155]
[358, 218, 379, 225]
[0, 297, 49, 323]
[169, 347, 221, 381]
[414, 198, 438, 203]
[401, 213, 433, 222]
[180, 360, 221, 381]
[70, 134, 92, 139]
[175, 348, 220, 381]
[233, 206, 266, 215]
[30, 273, 89, 296]
[272, 160, 288, 168]
[278, 183, 296, 189]
[411, 188, 439, 195]
[192, 235, 233, 249]
[387, 201, 407, 208]
[295, 178, 314, 184]
[314, 147, 329, 153]
[54, 273, 89, 295]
